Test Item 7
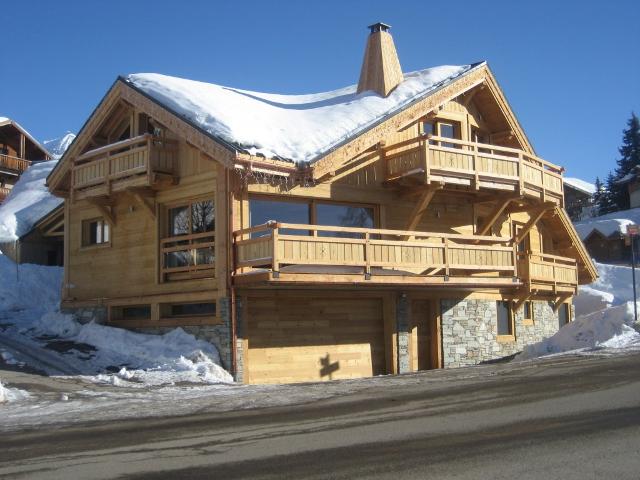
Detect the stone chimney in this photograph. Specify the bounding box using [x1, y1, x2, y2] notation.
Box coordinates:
[357, 22, 404, 97]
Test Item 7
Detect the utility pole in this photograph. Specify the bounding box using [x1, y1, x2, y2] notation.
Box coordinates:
[628, 225, 639, 324]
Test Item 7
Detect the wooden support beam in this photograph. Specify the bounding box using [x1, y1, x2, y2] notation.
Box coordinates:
[515, 203, 555, 244]
[476, 196, 516, 236]
[402, 184, 442, 239]
[553, 293, 572, 312]
[93, 203, 116, 226]
[132, 192, 156, 219]
[512, 292, 532, 312]
[462, 84, 484, 107]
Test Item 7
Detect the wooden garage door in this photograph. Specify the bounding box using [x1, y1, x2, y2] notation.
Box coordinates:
[246, 296, 386, 384]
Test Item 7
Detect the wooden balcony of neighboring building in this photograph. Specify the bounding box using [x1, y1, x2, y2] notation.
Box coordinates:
[0, 154, 31, 175]
[0, 186, 11, 203]
[232, 222, 579, 292]
[383, 135, 564, 206]
[71, 134, 178, 200]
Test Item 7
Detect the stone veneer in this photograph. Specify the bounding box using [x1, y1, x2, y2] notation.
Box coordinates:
[441, 298, 568, 368]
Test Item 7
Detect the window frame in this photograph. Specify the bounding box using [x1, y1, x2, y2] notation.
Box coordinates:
[522, 300, 535, 326]
[496, 300, 516, 341]
[558, 302, 571, 328]
[81, 217, 111, 249]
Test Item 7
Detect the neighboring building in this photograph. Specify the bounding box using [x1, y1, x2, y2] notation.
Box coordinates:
[563, 177, 595, 221]
[46, 23, 597, 384]
[0, 117, 51, 204]
[616, 165, 640, 209]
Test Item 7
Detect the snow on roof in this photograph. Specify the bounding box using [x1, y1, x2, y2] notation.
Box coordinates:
[564, 177, 596, 195]
[0, 116, 51, 160]
[0, 160, 63, 242]
[126, 64, 475, 164]
[573, 206, 640, 240]
[0, 116, 9, 123]
[43, 132, 76, 160]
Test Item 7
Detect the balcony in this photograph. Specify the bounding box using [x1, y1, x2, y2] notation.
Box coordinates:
[233, 222, 579, 292]
[71, 134, 178, 200]
[384, 135, 564, 205]
[518, 253, 578, 293]
[233, 222, 520, 288]
[0, 154, 31, 175]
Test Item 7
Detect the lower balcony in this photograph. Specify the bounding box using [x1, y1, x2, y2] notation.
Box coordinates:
[0, 186, 11, 203]
[233, 222, 579, 292]
[233, 222, 521, 288]
[0, 154, 31, 175]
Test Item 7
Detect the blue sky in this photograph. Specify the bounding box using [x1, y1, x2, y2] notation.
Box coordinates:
[1, 0, 638, 182]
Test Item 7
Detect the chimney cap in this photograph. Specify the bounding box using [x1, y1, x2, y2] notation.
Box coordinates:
[367, 22, 391, 33]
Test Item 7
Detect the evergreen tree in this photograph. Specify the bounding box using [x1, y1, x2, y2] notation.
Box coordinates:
[608, 113, 640, 211]
[592, 176, 604, 216]
[601, 172, 619, 214]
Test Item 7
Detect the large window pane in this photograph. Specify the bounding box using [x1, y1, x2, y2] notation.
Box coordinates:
[439, 122, 459, 148]
[316, 203, 374, 238]
[249, 198, 310, 237]
[168, 205, 189, 236]
[497, 301, 512, 335]
[192, 200, 215, 233]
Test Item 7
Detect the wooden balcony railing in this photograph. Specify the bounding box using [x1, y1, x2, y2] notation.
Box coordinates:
[518, 252, 578, 289]
[72, 134, 177, 192]
[233, 222, 519, 286]
[0, 154, 31, 174]
[160, 231, 215, 281]
[0, 186, 11, 202]
[384, 135, 564, 204]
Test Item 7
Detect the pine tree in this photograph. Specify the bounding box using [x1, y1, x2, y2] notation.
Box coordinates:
[600, 172, 618, 215]
[608, 113, 640, 211]
[592, 176, 604, 216]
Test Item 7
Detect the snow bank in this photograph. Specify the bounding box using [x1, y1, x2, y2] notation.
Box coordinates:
[518, 262, 640, 360]
[43, 132, 76, 159]
[0, 160, 63, 242]
[0, 380, 30, 404]
[127, 64, 473, 164]
[0, 254, 232, 385]
[573, 206, 640, 240]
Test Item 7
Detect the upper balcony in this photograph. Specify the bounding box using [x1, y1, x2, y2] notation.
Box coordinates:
[232, 222, 578, 292]
[71, 134, 178, 200]
[383, 135, 564, 206]
[0, 153, 31, 176]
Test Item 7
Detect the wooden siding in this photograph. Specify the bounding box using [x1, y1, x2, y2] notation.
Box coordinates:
[245, 295, 386, 384]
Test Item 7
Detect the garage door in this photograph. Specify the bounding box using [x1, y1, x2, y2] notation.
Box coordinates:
[246, 296, 386, 384]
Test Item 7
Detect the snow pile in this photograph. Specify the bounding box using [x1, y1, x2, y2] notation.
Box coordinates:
[573, 206, 640, 240]
[519, 262, 640, 360]
[0, 254, 232, 385]
[0, 160, 63, 242]
[127, 64, 474, 164]
[43, 132, 76, 159]
[564, 177, 596, 194]
[0, 380, 30, 404]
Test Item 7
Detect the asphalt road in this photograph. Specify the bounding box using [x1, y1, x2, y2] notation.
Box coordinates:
[2, 352, 640, 479]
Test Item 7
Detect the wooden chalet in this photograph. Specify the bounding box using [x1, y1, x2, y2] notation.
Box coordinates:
[47, 23, 597, 384]
[0, 117, 51, 203]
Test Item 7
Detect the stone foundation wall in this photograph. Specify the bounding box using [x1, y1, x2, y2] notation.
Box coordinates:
[441, 298, 563, 368]
[62, 306, 108, 325]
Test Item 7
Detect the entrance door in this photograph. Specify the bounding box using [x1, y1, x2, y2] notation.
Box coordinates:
[409, 299, 440, 371]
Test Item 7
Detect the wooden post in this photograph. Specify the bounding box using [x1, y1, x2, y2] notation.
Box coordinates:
[271, 226, 279, 276]
[424, 139, 431, 185]
[518, 151, 524, 195]
[444, 238, 450, 278]
[364, 232, 371, 279]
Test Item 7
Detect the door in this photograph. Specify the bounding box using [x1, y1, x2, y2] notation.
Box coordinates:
[409, 299, 440, 371]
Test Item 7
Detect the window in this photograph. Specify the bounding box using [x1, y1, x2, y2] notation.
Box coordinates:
[110, 305, 151, 322]
[497, 301, 514, 337]
[558, 303, 570, 328]
[422, 120, 460, 148]
[316, 203, 374, 238]
[523, 301, 534, 325]
[161, 199, 215, 281]
[160, 302, 216, 319]
[82, 218, 110, 246]
[513, 223, 529, 254]
[249, 197, 310, 237]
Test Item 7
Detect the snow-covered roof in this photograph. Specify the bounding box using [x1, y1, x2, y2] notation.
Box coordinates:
[564, 177, 596, 195]
[574, 207, 640, 240]
[0, 116, 51, 160]
[0, 160, 63, 242]
[125, 64, 478, 164]
[43, 132, 76, 160]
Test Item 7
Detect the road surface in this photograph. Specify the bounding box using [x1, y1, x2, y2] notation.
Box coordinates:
[1, 351, 640, 479]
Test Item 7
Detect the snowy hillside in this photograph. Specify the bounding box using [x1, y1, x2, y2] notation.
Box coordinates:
[0, 254, 232, 393]
[43, 132, 75, 159]
[127, 64, 474, 164]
